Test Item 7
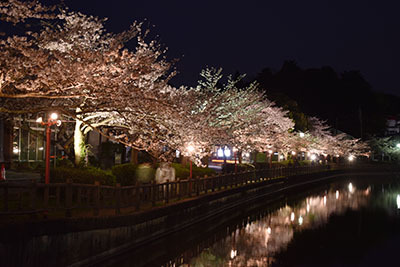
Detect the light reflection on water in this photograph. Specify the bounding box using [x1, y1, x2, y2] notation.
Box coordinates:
[167, 179, 400, 267]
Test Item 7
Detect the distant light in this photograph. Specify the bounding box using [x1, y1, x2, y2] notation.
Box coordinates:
[323, 195, 327, 206]
[279, 155, 284, 160]
[244, 152, 250, 158]
[299, 132, 305, 138]
[224, 147, 231, 157]
[39, 147, 44, 151]
[290, 212, 295, 221]
[298, 216, 303, 225]
[50, 113, 58, 120]
[187, 145, 195, 153]
[36, 117, 43, 123]
[13, 148, 20, 154]
[266, 227, 271, 234]
[310, 154, 317, 161]
[176, 150, 180, 158]
[230, 249, 237, 259]
[336, 190, 339, 199]
[348, 183, 354, 193]
[397, 195, 400, 209]
[217, 147, 224, 157]
[291, 151, 296, 156]
[348, 155, 354, 161]
[306, 204, 310, 212]
[397, 143, 400, 149]
[268, 150, 273, 154]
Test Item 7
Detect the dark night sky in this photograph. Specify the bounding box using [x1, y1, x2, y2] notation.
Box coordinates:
[61, 0, 400, 96]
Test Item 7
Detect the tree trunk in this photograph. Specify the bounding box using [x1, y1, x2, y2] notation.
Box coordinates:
[74, 118, 85, 166]
[130, 148, 138, 165]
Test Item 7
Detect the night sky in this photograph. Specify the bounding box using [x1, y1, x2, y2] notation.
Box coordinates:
[60, 0, 400, 96]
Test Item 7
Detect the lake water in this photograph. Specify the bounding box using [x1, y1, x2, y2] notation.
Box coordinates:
[100, 175, 400, 266]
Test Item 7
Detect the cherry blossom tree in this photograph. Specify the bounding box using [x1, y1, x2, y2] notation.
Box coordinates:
[0, 0, 178, 164]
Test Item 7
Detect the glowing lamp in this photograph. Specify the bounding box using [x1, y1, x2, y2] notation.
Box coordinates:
[224, 147, 231, 157]
[187, 145, 195, 153]
[50, 113, 58, 120]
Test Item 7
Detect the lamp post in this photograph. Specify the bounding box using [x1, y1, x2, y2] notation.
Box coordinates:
[36, 113, 61, 184]
[268, 150, 273, 168]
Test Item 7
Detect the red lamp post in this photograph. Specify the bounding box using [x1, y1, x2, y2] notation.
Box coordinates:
[37, 113, 61, 184]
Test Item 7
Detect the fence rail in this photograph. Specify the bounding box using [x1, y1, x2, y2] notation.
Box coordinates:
[0, 165, 340, 218]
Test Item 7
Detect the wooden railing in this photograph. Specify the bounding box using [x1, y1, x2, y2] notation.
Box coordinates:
[0, 165, 332, 218]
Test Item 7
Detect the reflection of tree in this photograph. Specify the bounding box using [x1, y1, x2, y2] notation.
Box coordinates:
[180, 184, 371, 266]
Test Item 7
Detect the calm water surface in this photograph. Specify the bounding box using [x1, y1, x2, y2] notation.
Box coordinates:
[102, 176, 400, 267]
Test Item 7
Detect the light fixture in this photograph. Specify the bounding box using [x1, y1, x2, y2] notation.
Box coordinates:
[187, 145, 195, 153]
[348, 183, 354, 193]
[217, 147, 224, 157]
[50, 113, 58, 120]
[224, 147, 231, 157]
[36, 117, 43, 123]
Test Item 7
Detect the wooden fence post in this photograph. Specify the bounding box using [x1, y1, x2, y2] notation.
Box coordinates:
[3, 183, 8, 212]
[115, 183, 121, 215]
[203, 175, 208, 194]
[56, 185, 61, 206]
[177, 179, 181, 200]
[65, 179, 73, 217]
[151, 181, 156, 206]
[76, 187, 82, 205]
[165, 179, 170, 204]
[196, 178, 200, 196]
[93, 181, 100, 216]
[30, 180, 37, 218]
[188, 179, 192, 197]
[135, 182, 140, 211]
[44, 184, 49, 211]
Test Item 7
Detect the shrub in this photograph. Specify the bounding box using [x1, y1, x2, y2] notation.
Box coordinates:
[50, 166, 116, 185]
[222, 163, 255, 173]
[255, 152, 267, 163]
[192, 165, 215, 178]
[135, 163, 155, 183]
[171, 163, 189, 179]
[56, 158, 74, 168]
[112, 163, 137, 186]
[171, 163, 215, 179]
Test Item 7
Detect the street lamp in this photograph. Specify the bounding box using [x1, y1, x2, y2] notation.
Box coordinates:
[36, 113, 62, 184]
